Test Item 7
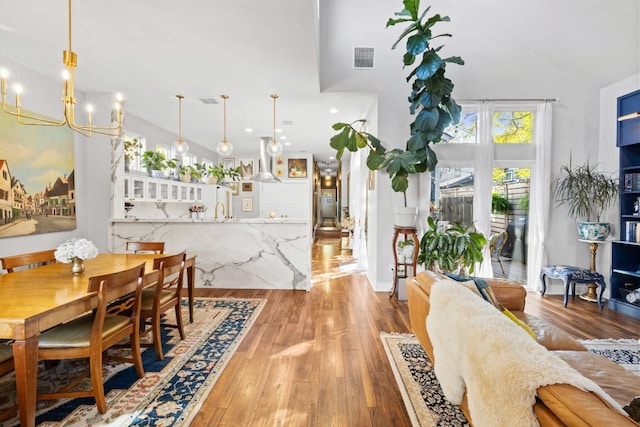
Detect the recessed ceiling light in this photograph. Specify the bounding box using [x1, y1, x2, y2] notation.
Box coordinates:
[275, 128, 282, 133]
[329, 108, 338, 114]
[245, 128, 253, 132]
[329, 156, 334, 160]
[280, 136, 287, 140]
[284, 142, 291, 146]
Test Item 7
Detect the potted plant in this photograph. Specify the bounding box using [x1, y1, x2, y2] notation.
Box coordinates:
[124, 138, 142, 172]
[417, 216, 487, 275]
[141, 150, 168, 178]
[178, 164, 193, 183]
[329, 0, 464, 224]
[551, 158, 619, 240]
[492, 192, 509, 214]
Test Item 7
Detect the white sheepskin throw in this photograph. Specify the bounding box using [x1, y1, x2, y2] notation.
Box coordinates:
[426, 280, 625, 427]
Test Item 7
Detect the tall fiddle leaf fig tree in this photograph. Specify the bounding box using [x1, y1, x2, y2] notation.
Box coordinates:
[330, 0, 464, 197]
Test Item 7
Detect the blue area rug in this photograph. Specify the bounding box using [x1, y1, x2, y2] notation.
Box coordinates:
[0, 297, 265, 426]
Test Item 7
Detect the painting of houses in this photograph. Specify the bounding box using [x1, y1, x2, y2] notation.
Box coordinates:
[0, 110, 75, 238]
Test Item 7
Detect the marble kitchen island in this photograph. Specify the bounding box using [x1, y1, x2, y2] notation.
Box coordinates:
[109, 218, 311, 290]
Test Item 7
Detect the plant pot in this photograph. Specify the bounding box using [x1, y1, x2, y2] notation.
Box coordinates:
[179, 173, 191, 183]
[206, 176, 218, 185]
[577, 222, 611, 241]
[151, 170, 166, 179]
[394, 207, 418, 227]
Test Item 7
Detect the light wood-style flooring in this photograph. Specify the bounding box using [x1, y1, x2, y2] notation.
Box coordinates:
[189, 238, 639, 426]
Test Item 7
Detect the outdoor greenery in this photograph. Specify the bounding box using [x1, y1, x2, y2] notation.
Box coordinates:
[491, 192, 509, 214]
[124, 138, 142, 161]
[329, 0, 464, 196]
[417, 216, 487, 275]
[551, 159, 618, 222]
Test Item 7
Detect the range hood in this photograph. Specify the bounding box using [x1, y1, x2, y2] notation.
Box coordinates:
[252, 137, 281, 182]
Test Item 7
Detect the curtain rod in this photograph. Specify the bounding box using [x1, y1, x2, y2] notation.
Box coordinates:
[456, 98, 559, 103]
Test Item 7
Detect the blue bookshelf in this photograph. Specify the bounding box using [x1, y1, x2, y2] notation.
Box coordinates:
[610, 89, 640, 319]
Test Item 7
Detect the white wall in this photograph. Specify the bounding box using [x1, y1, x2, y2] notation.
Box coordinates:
[322, 0, 639, 292]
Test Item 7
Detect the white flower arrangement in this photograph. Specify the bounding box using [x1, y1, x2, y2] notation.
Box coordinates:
[55, 238, 99, 263]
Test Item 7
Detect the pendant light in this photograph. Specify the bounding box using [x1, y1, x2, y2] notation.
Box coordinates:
[266, 94, 283, 157]
[171, 95, 190, 155]
[216, 94, 233, 155]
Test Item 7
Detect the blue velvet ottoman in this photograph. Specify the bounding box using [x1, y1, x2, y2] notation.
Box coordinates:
[540, 265, 606, 309]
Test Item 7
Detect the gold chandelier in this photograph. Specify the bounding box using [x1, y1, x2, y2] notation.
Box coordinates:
[266, 94, 283, 157]
[0, 0, 123, 137]
[216, 94, 233, 155]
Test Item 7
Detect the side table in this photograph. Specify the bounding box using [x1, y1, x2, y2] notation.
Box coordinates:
[391, 226, 419, 299]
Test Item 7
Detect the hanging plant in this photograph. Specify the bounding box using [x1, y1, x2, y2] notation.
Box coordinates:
[329, 0, 464, 196]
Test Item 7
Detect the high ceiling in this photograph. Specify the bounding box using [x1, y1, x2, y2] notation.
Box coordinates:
[1, 0, 638, 179]
[0, 0, 376, 176]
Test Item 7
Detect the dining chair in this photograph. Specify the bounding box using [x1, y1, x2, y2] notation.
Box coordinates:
[0, 249, 57, 273]
[140, 252, 186, 360]
[36, 263, 146, 413]
[0, 345, 16, 421]
[125, 241, 165, 254]
[489, 230, 508, 274]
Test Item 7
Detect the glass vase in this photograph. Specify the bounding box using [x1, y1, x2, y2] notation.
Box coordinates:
[70, 257, 85, 275]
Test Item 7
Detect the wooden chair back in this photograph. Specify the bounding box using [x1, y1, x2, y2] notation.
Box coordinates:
[36, 263, 146, 413]
[125, 241, 165, 254]
[140, 251, 186, 359]
[0, 249, 57, 273]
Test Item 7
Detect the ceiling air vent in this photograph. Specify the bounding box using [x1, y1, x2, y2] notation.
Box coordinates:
[353, 47, 375, 69]
[199, 98, 219, 105]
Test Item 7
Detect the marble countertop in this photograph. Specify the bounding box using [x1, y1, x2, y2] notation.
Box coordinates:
[110, 217, 308, 224]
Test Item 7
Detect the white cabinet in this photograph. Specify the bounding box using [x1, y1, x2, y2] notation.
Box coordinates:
[124, 175, 204, 203]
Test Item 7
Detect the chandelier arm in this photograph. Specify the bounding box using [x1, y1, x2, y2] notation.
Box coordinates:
[0, 0, 124, 138]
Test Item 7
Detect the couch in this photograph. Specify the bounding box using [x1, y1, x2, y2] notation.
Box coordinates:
[407, 270, 640, 426]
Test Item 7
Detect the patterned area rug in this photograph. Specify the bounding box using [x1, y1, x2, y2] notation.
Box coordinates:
[0, 297, 265, 426]
[381, 333, 640, 427]
[380, 333, 469, 427]
[580, 338, 640, 375]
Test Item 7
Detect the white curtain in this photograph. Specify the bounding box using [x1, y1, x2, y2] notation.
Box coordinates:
[476, 102, 494, 277]
[526, 102, 553, 290]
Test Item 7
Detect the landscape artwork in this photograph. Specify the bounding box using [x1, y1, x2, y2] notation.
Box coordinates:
[0, 110, 76, 238]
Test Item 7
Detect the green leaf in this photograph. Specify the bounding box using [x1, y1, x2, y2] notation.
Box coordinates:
[444, 56, 465, 65]
[420, 91, 442, 109]
[414, 107, 439, 132]
[355, 132, 369, 148]
[329, 127, 350, 150]
[332, 122, 349, 130]
[403, 0, 419, 20]
[346, 131, 358, 152]
[406, 33, 431, 56]
[391, 175, 409, 193]
[415, 52, 443, 80]
[366, 153, 385, 170]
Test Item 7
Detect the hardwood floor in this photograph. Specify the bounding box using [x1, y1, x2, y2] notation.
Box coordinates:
[188, 239, 639, 426]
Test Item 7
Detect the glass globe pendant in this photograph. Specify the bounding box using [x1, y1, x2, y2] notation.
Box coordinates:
[267, 94, 283, 157]
[171, 95, 190, 155]
[216, 94, 234, 156]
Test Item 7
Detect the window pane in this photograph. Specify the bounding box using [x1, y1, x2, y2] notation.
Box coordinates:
[431, 167, 475, 227]
[491, 167, 530, 284]
[493, 111, 533, 144]
[442, 111, 477, 144]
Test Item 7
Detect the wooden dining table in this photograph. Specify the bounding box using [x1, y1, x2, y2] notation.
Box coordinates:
[0, 252, 197, 427]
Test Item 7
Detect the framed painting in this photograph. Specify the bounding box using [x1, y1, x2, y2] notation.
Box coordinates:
[288, 158, 307, 178]
[223, 158, 235, 169]
[229, 182, 239, 195]
[242, 182, 253, 192]
[239, 159, 254, 179]
[0, 109, 76, 238]
[241, 197, 253, 212]
[274, 157, 285, 179]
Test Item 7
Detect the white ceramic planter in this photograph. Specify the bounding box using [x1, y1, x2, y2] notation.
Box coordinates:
[394, 207, 418, 227]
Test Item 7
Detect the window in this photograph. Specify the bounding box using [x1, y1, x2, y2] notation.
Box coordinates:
[431, 101, 552, 287]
